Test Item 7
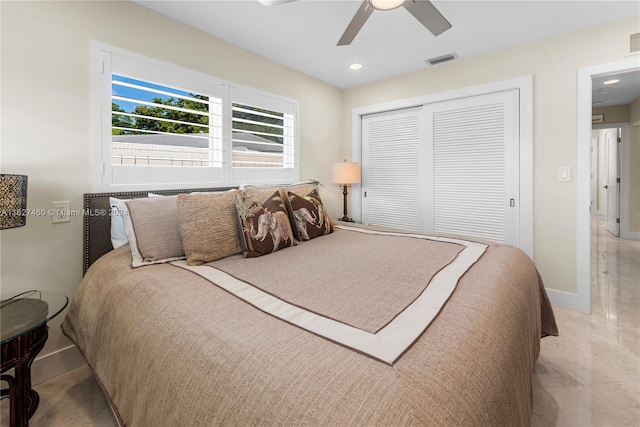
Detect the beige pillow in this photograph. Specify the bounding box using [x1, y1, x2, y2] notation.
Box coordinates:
[123, 196, 185, 267]
[177, 190, 242, 266]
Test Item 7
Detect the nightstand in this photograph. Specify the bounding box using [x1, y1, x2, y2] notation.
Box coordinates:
[1, 291, 68, 427]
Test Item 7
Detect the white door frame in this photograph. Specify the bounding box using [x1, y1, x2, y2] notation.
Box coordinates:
[351, 76, 534, 258]
[576, 57, 639, 314]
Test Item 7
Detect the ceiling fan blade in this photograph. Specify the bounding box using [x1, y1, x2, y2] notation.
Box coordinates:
[257, 0, 297, 6]
[402, 0, 451, 36]
[337, 0, 374, 46]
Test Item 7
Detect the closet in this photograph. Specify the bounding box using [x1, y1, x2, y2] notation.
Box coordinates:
[361, 89, 520, 246]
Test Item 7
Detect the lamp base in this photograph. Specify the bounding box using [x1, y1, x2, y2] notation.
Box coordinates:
[339, 216, 355, 223]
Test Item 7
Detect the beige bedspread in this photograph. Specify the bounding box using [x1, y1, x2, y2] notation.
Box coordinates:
[62, 228, 557, 426]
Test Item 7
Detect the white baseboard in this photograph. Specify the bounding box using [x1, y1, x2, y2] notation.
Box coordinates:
[546, 288, 579, 312]
[622, 230, 640, 240]
[31, 344, 86, 385]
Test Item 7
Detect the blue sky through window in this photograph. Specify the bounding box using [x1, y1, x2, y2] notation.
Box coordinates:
[112, 74, 198, 113]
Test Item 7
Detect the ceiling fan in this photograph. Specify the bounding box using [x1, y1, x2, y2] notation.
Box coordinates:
[257, 0, 452, 46]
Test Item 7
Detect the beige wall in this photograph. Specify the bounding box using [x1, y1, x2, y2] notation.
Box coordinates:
[593, 104, 631, 124]
[341, 16, 640, 296]
[631, 96, 640, 125]
[0, 1, 342, 363]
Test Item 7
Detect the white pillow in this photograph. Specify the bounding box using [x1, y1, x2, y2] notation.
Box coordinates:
[109, 197, 129, 249]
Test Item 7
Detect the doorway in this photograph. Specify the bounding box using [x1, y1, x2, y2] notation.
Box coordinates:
[591, 126, 621, 236]
[577, 58, 640, 314]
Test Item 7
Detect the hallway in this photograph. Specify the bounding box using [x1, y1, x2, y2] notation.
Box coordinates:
[532, 216, 640, 426]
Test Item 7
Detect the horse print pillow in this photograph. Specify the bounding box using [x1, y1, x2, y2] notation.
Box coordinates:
[286, 189, 333, 241]
[235, 190, 295, 258]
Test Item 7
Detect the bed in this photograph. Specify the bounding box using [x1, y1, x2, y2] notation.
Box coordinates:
[62, 184, 558, 426]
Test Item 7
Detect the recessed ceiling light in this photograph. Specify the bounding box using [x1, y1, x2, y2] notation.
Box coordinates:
[349, 63, 363, 70]
[603, 79, 620, 85]
[592, 101, 603, 105]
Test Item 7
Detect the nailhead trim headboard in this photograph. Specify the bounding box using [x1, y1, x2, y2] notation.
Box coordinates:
[83, 187, 235, 275]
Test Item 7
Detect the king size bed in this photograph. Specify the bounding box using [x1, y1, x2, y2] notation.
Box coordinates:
[62, 182, 557, 426]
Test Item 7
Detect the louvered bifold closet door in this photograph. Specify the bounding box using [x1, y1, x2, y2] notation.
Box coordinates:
[425, 90, 519, 245]
[362, 107, 427, 231]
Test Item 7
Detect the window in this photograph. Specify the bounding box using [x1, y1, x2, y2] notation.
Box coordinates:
[231, 104, 288, 169]
[111, 75, 223, 169]
[94, 43, 299, 191]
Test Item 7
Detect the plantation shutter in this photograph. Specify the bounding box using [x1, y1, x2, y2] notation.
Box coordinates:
[361, 107, 427, 231]
[230, 87, 299, 184]
[425, 90, 519, 245]
[106, 50, 225, 186]
[96, 44, 301, 190]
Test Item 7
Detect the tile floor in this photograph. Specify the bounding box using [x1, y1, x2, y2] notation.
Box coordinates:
[532, 217, 640, 426]
[2, 216, 638, 426]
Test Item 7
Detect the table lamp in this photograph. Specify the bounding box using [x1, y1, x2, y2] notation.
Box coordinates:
[331, 161, 361, 222]
[0, 174, 28, 230]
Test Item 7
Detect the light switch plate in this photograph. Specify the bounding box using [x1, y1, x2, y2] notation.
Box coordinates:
[558, 167, 572, 182]
[52, 201, 70, 223]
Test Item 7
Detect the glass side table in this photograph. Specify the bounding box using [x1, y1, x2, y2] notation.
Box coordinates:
[1, 291, 68, 427]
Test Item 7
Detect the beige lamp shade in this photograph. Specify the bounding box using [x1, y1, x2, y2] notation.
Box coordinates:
[331, 162, 361, 185]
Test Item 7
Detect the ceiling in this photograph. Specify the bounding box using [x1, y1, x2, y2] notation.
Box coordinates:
[592, 70, 640, 108]
[136, 1, 639, 92]
[136, 0, 640, 107]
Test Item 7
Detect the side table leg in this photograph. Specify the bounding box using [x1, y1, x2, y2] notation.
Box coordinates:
[1, 375, 17, 427]
[14, 356, 41, 423]
[13, 358, 31, 427]
[2, 325, 48, 427]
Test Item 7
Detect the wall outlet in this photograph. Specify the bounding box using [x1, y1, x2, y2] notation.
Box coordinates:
[52, 201, 70, 223]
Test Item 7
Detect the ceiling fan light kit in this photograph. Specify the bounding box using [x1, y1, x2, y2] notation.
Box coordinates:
[338, 0, 452, 46]
[258, 0, 452, 47]
[369, 0, 405, 11]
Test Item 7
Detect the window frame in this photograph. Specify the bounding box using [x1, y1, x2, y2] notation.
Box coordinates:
[92, 42, 300, 192]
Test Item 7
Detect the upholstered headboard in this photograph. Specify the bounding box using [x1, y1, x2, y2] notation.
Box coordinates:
[83, 187, 235, 275]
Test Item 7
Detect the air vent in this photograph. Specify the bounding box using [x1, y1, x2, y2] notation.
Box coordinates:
[630, 32, 640, 54]
[426, 53, 457, 66]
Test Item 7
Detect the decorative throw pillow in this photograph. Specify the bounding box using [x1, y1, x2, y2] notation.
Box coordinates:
[177, 190, 243, 266]
[242, 180, 320, 240]
[287, 189, 333, 241]
[123, 196, 186, 267]
[235, 190, 295, 258]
